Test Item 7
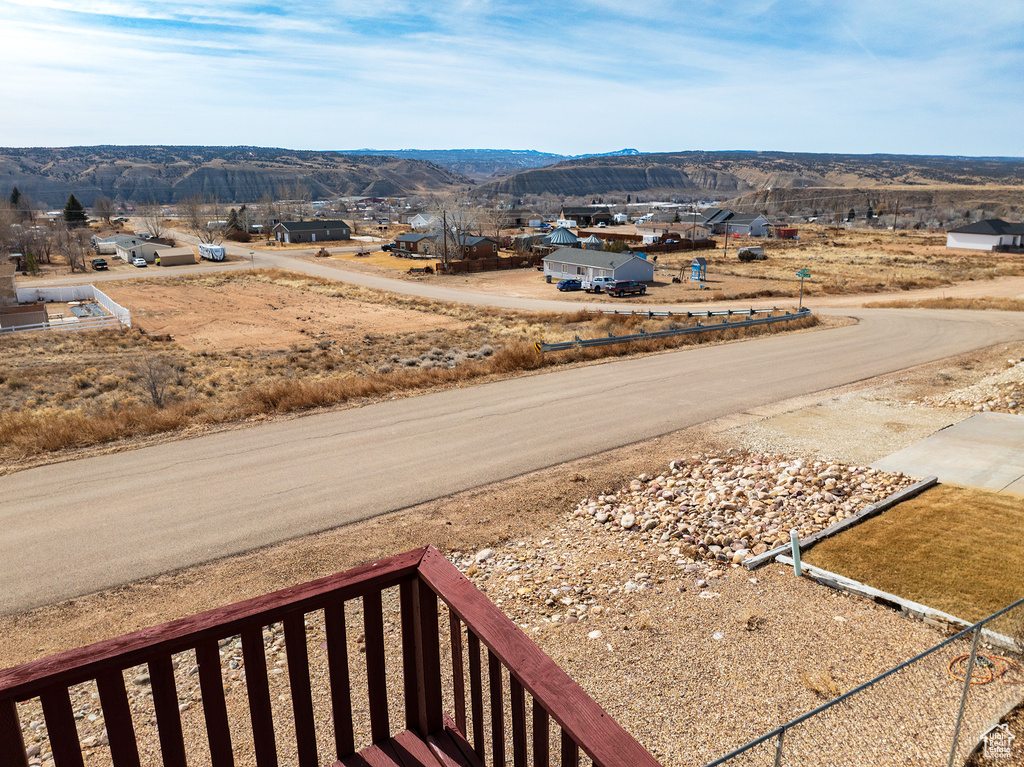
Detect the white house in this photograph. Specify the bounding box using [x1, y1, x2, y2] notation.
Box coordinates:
[409, 213, 439, 230]
[946, 219, 1024, 251]
[114, 241, 165, 264]
[542, 247, 655, 283]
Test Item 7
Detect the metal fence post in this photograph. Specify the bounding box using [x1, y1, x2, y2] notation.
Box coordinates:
[773, 729, 785, 767]
[946, 625, 982, 767]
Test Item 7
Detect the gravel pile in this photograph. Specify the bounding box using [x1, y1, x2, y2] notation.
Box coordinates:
[566, 453, 915, 567]
[917, 357, 1024, 414]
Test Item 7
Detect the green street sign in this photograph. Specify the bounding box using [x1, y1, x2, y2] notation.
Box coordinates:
[796, 269, 811, 278]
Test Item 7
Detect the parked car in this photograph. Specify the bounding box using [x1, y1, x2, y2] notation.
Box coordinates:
[557, 279, 582, 292]
[603, 280, 647, 297]
[91, 258, 108, 271]
[582, 275, 616, 293]
[132, 257, 147, 267]
[381, 242, 396, 252]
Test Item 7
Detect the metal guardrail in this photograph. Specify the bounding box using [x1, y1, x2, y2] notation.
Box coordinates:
[588, 306, 781, 319]
[538, 307, 811, 353]
[705, 594, 1024, 767]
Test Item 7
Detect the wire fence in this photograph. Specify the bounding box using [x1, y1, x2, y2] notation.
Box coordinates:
[705, 597, 1024, 767]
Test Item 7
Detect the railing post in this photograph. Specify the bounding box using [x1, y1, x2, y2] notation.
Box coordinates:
[947, 625, 982, 767]
[413, 578, 443, 736]
[0, 698, 29, 767]
[773, 729, 785, 767]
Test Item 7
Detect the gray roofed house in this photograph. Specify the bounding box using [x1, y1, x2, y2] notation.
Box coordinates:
[946, 219, 1024, 251]
[394, 232, 437, 256]
[542, 247, 654, 283]
[700, 209, 770, 236]
[273, 220, 351, 244]
[558, 206, 613, 227]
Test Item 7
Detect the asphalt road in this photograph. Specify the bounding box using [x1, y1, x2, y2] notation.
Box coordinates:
[3, 305, 1024, 613]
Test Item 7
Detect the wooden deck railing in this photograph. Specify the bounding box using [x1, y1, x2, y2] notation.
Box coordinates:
[0, 546, 663, 767]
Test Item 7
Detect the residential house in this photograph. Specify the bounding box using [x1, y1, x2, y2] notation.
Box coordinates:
[273, 220, 351, 244]
[92, 233, 143, 255]
[408, 213, 439, 230]
[946, 219, 1024, 251]
[458, 236, 499, 259]
[700, 209, 770, 236]
[114, 241, 165, 264]
[394, 232, 436, 256]
[542, 247, 655, 283]
[558, 206, 613, 227]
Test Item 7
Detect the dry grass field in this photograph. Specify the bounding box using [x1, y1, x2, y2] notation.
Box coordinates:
[0, 269, 815, 469]
[804, 484, 1024, 623]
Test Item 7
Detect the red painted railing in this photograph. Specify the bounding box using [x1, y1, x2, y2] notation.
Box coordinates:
[0, 546, 663, 767]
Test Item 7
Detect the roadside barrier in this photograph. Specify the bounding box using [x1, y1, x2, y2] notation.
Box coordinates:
[536, 307, 811, 353]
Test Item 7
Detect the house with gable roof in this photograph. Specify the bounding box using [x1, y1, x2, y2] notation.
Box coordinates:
[946, 219, 1024, 251]
[542, 247, 654, 284]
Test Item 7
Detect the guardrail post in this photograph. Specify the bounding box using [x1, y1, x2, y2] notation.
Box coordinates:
[947, 625, 982, 767]
[790, 530, 802, 576]
[773, 729, 785, 767]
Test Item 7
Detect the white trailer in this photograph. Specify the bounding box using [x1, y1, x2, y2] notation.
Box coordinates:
[198, 243, 226, 261]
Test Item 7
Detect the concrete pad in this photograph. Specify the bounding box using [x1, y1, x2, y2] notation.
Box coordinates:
[872, 413, 1024, 496]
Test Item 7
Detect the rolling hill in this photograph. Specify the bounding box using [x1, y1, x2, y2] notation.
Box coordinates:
[479, 151, 1024, 200]
[0, 146, 472, 208]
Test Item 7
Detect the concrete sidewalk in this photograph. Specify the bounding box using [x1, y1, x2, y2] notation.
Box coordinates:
[872, 412, 1024, 496]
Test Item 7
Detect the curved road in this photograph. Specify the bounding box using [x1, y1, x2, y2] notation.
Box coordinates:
[6, 240, 1024, 613]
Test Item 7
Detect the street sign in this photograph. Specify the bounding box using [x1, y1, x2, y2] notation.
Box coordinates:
[796, 268, 811, 278]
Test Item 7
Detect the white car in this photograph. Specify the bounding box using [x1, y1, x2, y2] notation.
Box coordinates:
[132, 257, 147, 267]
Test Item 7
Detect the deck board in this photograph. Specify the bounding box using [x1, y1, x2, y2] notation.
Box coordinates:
[334, 727, 480, 767]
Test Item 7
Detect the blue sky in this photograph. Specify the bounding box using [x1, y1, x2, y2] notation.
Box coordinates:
[1, 1, 1022, 157]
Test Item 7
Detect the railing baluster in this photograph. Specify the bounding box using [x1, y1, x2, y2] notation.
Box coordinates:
[450, 612, 466, 735]
[532, 700, 549, 767]
[510, 675, 526, 767]
[195, 639, 235, 767]
[39, 686, 84, 767]
[560, 729, 579, 767]
[413, 578, 443, 736]
[400, 580, 421, 732]
[241, 626, 278, 767]
[149, 654, 187, 767]
[468, 632, 484, 761]
[283, 613, 318, 767]
[363, 590, 390, 743]
[325, 602, 355, 758]
[489, 650, 505, 767]
[0, 698, 29, 767]
[95, 669, 140, 767]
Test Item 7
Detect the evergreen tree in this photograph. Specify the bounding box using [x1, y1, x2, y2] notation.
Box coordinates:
[9, 187, 21, 207]
[866, 205, 874, 219]
[847, 208, 856, 221]
[226, 207, 240, 232]
[63, 194, 87, 226]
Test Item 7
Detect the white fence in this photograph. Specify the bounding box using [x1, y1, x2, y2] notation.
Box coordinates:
[7, 284, 131, 334]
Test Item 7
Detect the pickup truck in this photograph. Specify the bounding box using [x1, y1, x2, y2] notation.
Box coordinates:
[582, 275, 615, 293]
[91, 258, 109, 271]
[603, 280, 647, 297]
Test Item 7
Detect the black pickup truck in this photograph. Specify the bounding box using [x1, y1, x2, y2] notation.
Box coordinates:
[91, 258, 109, 271]
[603, 280, 647, 297]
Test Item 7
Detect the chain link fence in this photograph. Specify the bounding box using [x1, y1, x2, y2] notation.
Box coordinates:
[705, 597, 1024, 767]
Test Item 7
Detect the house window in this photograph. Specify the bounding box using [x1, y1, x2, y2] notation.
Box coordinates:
[576, 266, 585, 275]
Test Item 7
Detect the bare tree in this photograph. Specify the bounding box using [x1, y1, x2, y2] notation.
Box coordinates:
[180, 195, 224, 244]
[129, 351, 178, 408]
[479, 201, 513, 241]
[93, 196, 116, 226]
[53, 223, 90, 273]
[136, 202, 166, 239]
[429, 193, 478, 265]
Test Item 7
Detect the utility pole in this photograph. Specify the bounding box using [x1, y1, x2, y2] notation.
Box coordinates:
[442, 210, 448, 265]
[891, 198, 900, 242]
[723, 220, 730, 258]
